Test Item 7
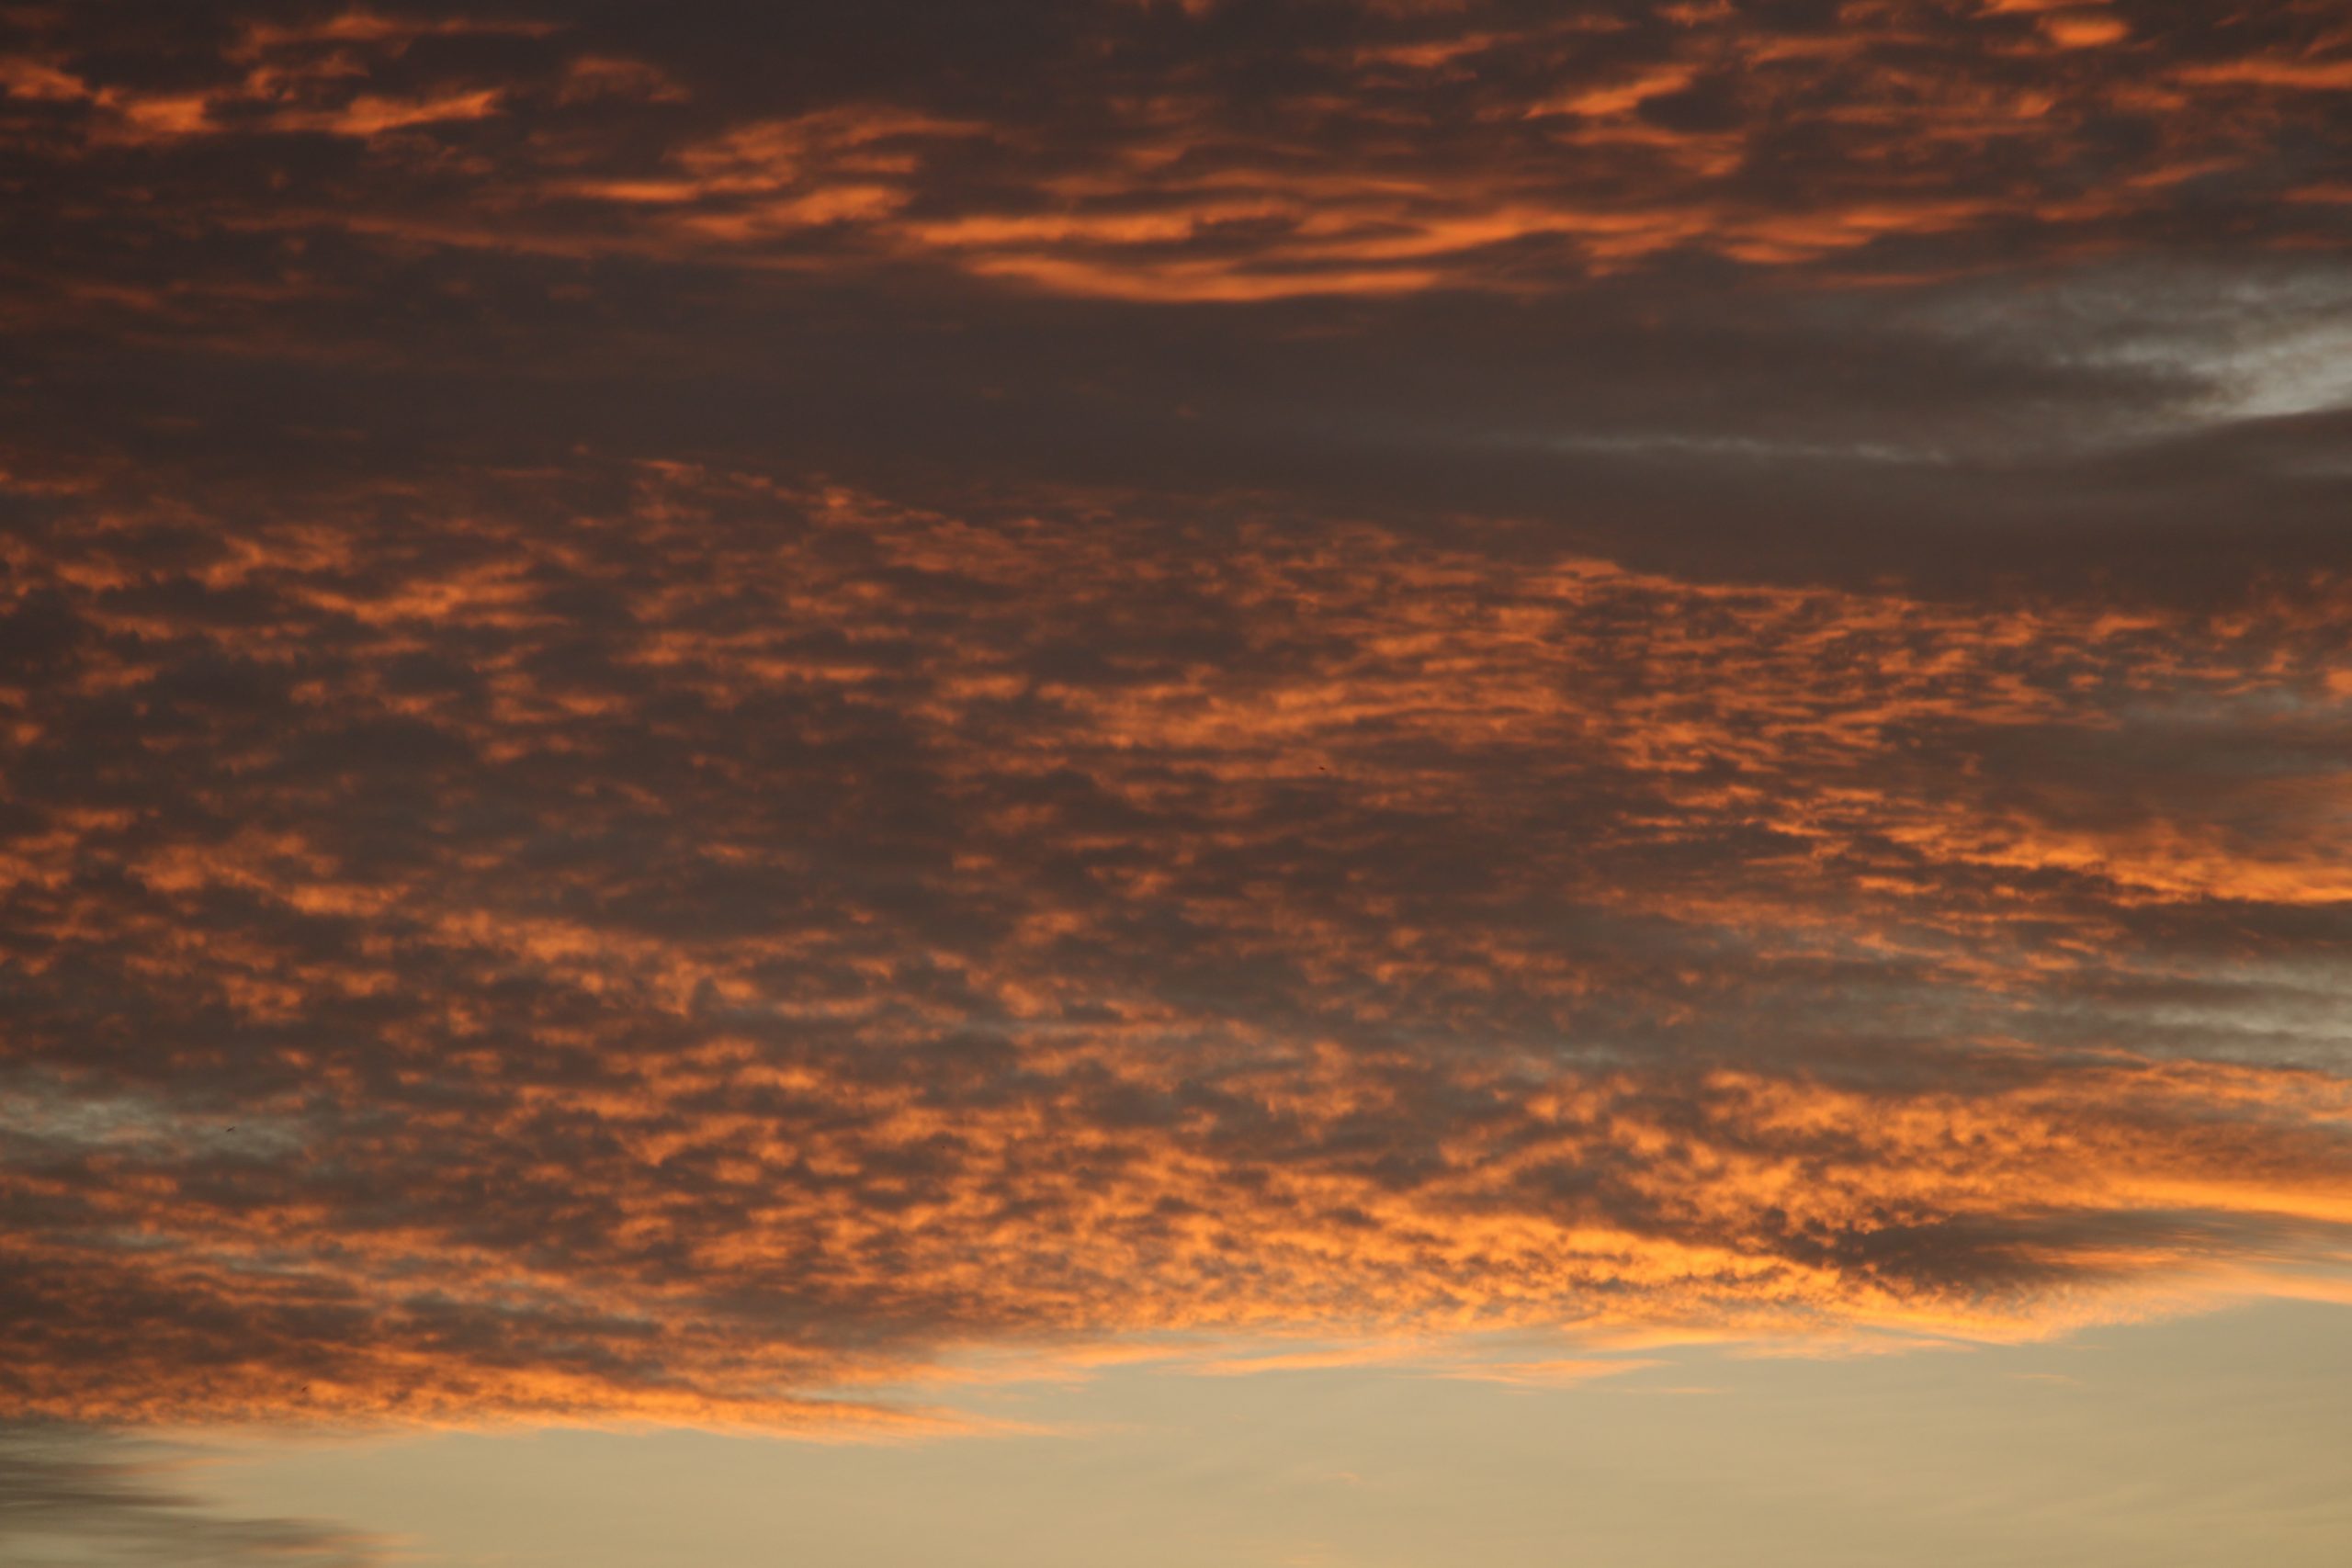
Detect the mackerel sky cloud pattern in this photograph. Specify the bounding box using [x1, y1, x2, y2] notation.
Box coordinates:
[4, 0, 2351, 1454]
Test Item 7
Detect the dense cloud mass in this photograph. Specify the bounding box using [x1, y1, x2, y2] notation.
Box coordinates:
[2, 0, 2348, 1435]
[6, 0, 2352, 299]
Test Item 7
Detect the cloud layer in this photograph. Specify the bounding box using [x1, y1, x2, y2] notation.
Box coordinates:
[5, 1, 2350, 301]
[3, 464, 2348, 1428]
[2, 0, 2349, 1436]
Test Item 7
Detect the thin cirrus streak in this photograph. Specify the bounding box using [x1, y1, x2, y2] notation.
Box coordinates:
[2, 461, 2348, 1431]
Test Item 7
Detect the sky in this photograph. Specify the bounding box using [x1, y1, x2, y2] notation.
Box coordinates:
[1, 2, 2349, 1563]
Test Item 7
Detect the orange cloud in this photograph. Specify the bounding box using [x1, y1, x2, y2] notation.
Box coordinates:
[2, 468, 2347, 1433]
[10, 1, 2350, 298]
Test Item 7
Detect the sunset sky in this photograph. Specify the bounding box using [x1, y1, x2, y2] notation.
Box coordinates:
[3, 2, 2350, 1563]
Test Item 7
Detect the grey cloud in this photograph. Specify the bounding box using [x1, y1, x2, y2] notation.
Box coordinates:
[0, 1427, 381, 1568]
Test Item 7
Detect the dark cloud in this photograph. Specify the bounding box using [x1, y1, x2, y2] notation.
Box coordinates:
[0, 1427, 380, 1567]
[1, 0, 2348, 1434]
[1, 463, 2346, 1426]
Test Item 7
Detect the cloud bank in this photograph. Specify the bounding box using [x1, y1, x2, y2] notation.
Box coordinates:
[3, 465, 2347, 1428]
[2, 0, 2348, 1436]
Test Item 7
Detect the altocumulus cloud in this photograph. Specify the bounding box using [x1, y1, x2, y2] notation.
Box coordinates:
[2, 465, 2348, 1429]
[0, 0, 2348, 1441]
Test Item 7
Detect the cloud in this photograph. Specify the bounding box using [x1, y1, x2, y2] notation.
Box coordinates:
[0, 1426, 383, 1567]
[0, 0, 2347, 1441]
[4, 2, 2349, 297]
[0, 463, 2346, 1430]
